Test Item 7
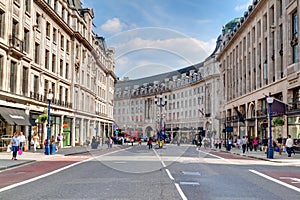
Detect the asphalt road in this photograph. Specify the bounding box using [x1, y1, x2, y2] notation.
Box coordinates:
[0, 144, 299, 200]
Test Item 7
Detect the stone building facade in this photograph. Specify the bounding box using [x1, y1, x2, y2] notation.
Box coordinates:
[114, 47, 222, 143]
[0, 0, 116, 150]
[218, 0, 300, 142]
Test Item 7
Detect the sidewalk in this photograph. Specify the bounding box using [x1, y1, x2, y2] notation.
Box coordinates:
[0, 144, 119, 170]
[218, 146, 300, 164]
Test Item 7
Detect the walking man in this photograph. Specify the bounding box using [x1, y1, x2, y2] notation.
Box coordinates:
[241, 136, 247, 154]
[285, 135, 293, 157]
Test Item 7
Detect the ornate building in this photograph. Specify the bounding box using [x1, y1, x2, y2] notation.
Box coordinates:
[218, 0, 300, 142]
[114, 42, 222, 142]
[0, 0, 116, 151]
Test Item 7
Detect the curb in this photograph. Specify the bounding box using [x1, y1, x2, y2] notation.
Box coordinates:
[0, 160, 35, 171]
[220, 149, 289, 163]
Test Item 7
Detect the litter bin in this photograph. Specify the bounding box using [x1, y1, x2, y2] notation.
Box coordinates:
[50, 144, 56, 155]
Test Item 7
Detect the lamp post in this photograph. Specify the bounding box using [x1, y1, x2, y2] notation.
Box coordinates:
[266, 97, 274, 159]
[45, 90, 53, 155]
[154, 94, 167, 148]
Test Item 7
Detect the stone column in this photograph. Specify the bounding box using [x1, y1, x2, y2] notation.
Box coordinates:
[71, 117, 76, 147]
[80, 118, 84, 145]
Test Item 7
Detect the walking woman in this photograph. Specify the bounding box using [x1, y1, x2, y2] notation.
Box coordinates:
[11, 132, 20, 160]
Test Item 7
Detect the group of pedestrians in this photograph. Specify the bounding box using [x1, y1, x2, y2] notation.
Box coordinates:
[193, 134, 297, 158]
[233, 134, 296, 157]
[9, 131, 26, 160]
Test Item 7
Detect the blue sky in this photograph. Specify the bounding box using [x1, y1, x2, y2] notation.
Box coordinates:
[82, 0, 252, 80]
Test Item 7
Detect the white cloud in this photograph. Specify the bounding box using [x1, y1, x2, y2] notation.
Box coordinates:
[107, 27, 217, 79]
[234, 0, 252, 12]
[101, 18, 127, 33]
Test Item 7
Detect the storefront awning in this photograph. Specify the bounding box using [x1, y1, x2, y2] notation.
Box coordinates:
[0, 107, 31, 126]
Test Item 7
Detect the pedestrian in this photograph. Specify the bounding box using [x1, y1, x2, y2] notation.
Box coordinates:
[218, 139, 222, 149]
[148, 137, 153, 149]
[248, 138, 253, 151]
[253, 137, 259, 151]
[276, 134, 283, 155]
[11, 132, 20, 160]
[227, 137, 233, 151]
[285, 135, 293, 157]
[241, 136, 247, 154]
[109, 137, 113, 148]
[32, 132, 39, 152]
[106, 137, 110, 148]
[246, 136, 249, 152]
[262, 136, 268, 154]
[236, 137, 241, 149]
[56, 133, 62, 149]
[18, 132, 26, 151]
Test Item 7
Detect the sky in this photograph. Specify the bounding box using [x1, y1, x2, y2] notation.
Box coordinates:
[81, 0, 252, 80]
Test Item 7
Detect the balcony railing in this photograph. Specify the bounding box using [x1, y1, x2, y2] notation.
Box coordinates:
[30, 91, 72, 108]
[287, 101, 300, 113]
[9, 35, 23, 52]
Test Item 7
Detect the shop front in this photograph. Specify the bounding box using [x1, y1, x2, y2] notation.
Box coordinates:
[30, 113, 62, 149]
[287, 116, 300, 143]
[0, 107, 31, 151]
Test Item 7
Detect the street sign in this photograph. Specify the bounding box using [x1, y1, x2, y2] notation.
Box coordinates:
[225, 126, 233, 132]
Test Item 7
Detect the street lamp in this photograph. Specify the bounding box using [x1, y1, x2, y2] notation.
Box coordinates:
[154, 94, 167, 148]
[45, 90, 53, 155]
[266, 96, 274, 159]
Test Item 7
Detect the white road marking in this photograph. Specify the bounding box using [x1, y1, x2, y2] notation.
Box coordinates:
[180, 182, 200, 186]
[154, 149, 187, 200]
[182, 171, 201, 176]
[166, 169, 174, 180]
[0, 148, 127, 193]
[197, 148, 235, 164]
[249, 170, 300, 193]
[114, 161, 126, 164]
[280, 177, 300, 184]
[175, 183, 188, 200]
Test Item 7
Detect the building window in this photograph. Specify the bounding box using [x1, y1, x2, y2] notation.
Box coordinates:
[60, 35, 64, 50]
[59, 86, 63, 103]
[53, 27, 57, 43]
[65, 63, 69, 79]
[36, 12, 41, 28]
[12, 19, 19, 37]
[52, 54, 56, 73]
[60, 59, 63, 77]
[65, 88, 68, 104]
[23, 28, 29, 53]
[10, 61, 17, 93]
[51, 82, 55, 98]
[46, 22, 50, 37]
[34, 43, 40, 64]
[25, 0, 30, 13]
[0, 10, 4, 38]
[292, 11, 299, 63]
[33, 75, 39, 93]
[66, 40, 70, 53]
[0, 55, 3, 89]
[45, 49, 50, 69]
[22, 67, 28, 96]
[44, 79, 49, 97]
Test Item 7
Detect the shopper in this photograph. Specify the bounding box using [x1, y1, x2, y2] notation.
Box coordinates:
[32, 132, 39, 152]
[11, 132, 20, 160]
[18, 132, 26, 151]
